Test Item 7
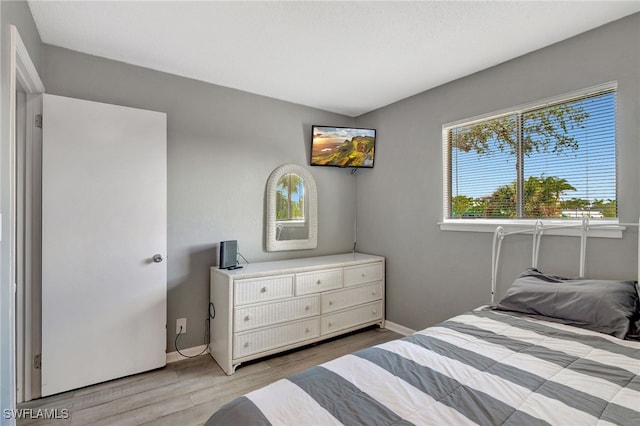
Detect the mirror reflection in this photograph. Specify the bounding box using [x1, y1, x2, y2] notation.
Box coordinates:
[276, 173, 308, 241]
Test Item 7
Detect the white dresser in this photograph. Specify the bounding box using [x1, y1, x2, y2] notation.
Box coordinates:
[209, 253, 385, 374]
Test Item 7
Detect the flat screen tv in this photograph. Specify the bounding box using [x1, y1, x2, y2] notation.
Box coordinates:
[310, 125, 376, 168]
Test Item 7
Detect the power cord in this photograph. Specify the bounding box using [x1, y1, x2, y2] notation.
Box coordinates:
[237, 251, 250, 265]
[174, 302, 216, 359]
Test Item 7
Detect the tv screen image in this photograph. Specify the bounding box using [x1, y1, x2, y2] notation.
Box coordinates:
[310, 125, 376, 168]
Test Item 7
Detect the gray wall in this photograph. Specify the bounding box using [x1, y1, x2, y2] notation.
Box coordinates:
[42, 45, 357, 349]
[354, 13, 640, 331]
[0, 0, 42, 418]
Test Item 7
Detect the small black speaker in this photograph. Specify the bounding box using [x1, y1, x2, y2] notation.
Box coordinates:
[219, 240, 238, 269]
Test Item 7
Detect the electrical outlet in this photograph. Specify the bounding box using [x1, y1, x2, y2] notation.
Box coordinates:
[176, 318, 187, 335]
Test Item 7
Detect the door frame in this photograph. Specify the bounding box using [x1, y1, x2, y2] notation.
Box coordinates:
[8, 25, 44, 404]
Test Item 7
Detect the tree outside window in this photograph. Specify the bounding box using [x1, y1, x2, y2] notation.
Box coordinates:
[447, 88, 616, 220]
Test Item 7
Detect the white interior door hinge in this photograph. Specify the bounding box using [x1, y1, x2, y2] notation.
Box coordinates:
[35, 114, 42, 128]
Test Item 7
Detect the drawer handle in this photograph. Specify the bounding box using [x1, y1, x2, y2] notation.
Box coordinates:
[260, 287, 267, 293]
[316, 280, 322, 285]
[362, 272, 366, 277]
[372, 310, 377, 315]
[244, 341, 250, 348]
[372, 290, 377, 295]
[305, 327, 311, 333]
[328, 322, 332, 327]
[305, 305, 310, 311]
[244, 315, 251, 321]
[328, 300, 333, 306]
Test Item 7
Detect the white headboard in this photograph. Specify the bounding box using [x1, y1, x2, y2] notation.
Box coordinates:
[491, 217, 640, 303]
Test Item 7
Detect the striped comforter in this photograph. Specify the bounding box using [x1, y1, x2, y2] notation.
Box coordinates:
[206, 309, 640, 425]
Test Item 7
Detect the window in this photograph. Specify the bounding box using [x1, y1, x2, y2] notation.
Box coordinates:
[443, 84, 617, 225]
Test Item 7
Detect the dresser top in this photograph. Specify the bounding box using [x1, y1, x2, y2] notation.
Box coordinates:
[211, 252, 383, 280]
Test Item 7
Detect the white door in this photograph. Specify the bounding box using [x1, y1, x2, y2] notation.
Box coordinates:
[41, 94, 167, 396]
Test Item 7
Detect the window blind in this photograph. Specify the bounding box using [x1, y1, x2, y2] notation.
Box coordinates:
[447, 88, 616, 220]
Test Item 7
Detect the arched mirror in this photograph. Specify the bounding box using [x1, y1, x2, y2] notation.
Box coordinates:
[266, 164, 317, 251]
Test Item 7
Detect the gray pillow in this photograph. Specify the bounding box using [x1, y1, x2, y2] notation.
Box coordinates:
[495, 268, 639, 339]
[628, 282, 640, 340]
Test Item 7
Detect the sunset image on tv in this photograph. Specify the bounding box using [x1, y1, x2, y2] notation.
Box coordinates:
[311, 126, 376, 168]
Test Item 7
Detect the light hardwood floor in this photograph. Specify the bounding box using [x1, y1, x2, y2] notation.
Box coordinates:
[17, 327, 400, 426]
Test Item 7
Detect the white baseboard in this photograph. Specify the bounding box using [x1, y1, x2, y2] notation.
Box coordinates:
[166, 345, 209, 363]
[384, 321, 415, 336]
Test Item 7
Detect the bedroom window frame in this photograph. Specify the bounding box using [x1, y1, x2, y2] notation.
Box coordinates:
[440, 81, 623, 238]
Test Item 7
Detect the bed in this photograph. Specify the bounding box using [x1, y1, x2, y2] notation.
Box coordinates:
[206, 221, 640, 425]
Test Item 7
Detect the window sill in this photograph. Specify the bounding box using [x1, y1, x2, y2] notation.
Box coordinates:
[439, 219, 624, 238]
[276, 220, 305, 228]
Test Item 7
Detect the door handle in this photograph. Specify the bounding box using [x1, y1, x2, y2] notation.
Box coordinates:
[152, 254, 163, 263]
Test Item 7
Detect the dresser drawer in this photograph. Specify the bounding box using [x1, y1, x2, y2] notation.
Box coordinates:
[344, 262, 383, 287]
[295, 268, 343, 295]
[321, 282, 382, 314]
[234, 275, 294, 306]
[234, 296, 320, 332]
[321, 301, 382, 335]
[233, 318, 320, 359]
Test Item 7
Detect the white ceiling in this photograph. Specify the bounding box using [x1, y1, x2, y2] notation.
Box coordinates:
[28, 1, 640, 117]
